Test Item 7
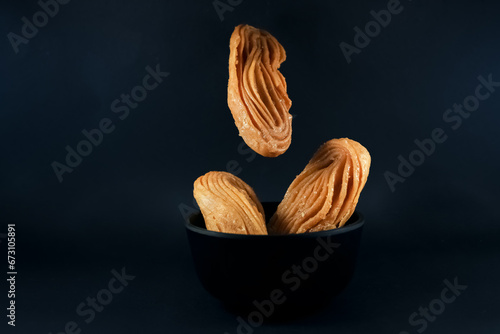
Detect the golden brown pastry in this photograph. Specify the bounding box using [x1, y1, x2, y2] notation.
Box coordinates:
[193, 171, 267, 235]
[228, 24, 292, 158]
[268, 138, 371, 234]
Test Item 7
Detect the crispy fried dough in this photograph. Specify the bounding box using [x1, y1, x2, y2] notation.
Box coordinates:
[268, 138, 371, 234]
[193, 171, 267, 235]
[228, 24, 292, 158]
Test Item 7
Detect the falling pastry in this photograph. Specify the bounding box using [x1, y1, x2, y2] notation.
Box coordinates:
[268, 138, 371, 234]
[193, 171, 267, 235]
[227, 24, 292, 158]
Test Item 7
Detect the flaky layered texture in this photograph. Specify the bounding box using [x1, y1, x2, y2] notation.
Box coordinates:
[228, 24, 292, 158]
[268, 138, 371, 234]
[193, 171, 267, 235]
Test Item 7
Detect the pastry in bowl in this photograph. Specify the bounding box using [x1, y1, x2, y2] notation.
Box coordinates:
[193, 171, 267, 235]
[268, 138, 371, 234]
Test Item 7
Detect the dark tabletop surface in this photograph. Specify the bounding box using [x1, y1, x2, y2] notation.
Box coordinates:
[1, 0, 499, 333]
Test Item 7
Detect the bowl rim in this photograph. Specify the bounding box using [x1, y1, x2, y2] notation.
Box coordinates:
[185, 210, 365, 239]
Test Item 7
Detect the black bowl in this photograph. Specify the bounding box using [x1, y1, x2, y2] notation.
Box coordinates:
[185, 202, 365, 316]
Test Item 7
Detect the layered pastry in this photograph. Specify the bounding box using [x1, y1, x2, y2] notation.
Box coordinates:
[193, 171, 267, 235]
[268, 138, 371, 234]
[228, 24, 292, 158]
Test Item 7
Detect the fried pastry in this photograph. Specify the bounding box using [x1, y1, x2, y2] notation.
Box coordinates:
[193, 171, 267, 235]
[268, 138, 371, 234]
[228, 24, 292, 158]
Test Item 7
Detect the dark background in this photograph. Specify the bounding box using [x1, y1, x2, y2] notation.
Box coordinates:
[1, 0, 499, 333]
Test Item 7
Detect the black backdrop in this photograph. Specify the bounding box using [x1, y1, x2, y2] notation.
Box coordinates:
[1, 0, 499, 333]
